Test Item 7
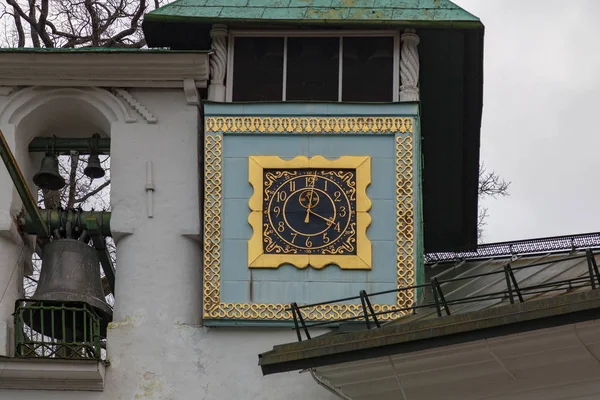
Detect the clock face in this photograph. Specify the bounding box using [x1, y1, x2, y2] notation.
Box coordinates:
[262, 168, 357, 255]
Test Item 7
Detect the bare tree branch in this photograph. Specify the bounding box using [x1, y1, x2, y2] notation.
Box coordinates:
[11, 6, 25, 47]
[477, 163, 511, 241]
[74, 179, 110, 204]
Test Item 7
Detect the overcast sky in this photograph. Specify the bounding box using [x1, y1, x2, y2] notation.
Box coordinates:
[452, 0, 600, 243]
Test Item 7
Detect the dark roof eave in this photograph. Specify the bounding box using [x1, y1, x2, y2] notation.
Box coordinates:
[143, 13, 483, 29]
[258, 289, 600, 375]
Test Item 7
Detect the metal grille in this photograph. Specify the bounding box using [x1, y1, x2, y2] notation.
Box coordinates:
[14, 299, 102, 360]
[425, 232, 600, 264]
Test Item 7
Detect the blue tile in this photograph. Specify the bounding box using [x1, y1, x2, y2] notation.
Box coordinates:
[367, 240, 398, 283]
[223, 135, 309, 158]
[362, 282, 398, 305]
[223, 157, 253, 199]
[251, 264, 310, 282]
[308, 135, 395, 158]
[307, 265, 367, 283]
[308, 282, 365, 304]
[205, 102, 418, 117]
[368, 199, 396, 241]
[221, 280, 251, 303]
[222, 198, 253, 240]
[251, 281, 309, 304]
[368, 157, 396, 200]
[221, 239, 251, 281]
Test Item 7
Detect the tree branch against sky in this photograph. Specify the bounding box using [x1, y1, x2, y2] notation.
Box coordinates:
[1, 0, 170, 48]
[478, 163, 511, 242]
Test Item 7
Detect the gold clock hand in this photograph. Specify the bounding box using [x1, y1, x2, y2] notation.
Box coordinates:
[308, 209, 335, 225]
[304, 172, 318, 223]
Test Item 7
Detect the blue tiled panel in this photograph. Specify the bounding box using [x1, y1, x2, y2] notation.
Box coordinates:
[307, 136, 395, 158]
[220, 133, 401, 306]
[205, 102, 421, 324]
[222, 135, 309, 158]
[205, 102, 419, 117]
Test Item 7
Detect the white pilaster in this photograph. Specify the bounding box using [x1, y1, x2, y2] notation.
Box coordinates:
[400, 28, 421, 102]
[0, 126, 25, 357]
[207, 24, 229, 102]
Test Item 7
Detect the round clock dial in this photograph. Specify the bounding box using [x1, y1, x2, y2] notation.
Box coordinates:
[263, 169, 357, 255]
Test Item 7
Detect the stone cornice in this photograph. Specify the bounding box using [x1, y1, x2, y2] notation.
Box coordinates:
[0, 52, 209, 88]
[0, 358, 105, 391]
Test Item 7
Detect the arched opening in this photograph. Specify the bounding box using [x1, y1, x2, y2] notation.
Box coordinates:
[2, 87, 124, 360]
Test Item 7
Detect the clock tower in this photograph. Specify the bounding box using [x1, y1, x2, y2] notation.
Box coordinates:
[143, 0, 483, 326]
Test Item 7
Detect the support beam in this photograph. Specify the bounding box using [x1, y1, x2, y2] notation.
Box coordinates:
[29, 137, 111, 154]
[0, 129, 49, 241]
[86, 216, 115, 296]
[22, 209, 111, 237]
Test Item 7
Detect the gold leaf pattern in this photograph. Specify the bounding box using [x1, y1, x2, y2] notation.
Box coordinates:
[206, 117, 414, 134]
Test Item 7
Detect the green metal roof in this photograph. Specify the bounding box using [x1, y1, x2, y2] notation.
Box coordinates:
[145, 0, 480, 26]
[0, 47, 208, 53]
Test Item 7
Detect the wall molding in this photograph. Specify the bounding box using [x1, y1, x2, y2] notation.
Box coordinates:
[0, 52, 209, 89]
[113, 89, 157, 124]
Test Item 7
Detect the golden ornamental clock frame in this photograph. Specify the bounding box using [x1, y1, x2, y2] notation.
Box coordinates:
[248, 155, 372, 270]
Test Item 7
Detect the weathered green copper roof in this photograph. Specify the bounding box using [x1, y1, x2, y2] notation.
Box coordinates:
[0, 47, 208, 53]
[145, 0, 480, 26]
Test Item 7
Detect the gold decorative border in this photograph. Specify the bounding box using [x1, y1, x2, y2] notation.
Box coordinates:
[396, 136, 415, 309]
[206, 116, 413, 134]
[247, 155, 372, 270]
[203, 117, 415, 321]
[204, 134, 222, 317]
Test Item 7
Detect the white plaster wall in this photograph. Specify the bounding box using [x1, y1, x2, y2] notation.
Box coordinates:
[0, 88, 337, 399]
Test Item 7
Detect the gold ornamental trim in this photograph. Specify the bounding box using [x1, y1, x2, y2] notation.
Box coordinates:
[247, 155, 372, 270]
[206, 116, 413, 134]
[203, 116, 415, 321]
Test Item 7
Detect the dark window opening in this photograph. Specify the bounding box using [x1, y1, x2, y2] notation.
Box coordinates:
[232, 35, 395, 103]
[233, 37, 284, 102]
[286, 37, 340, 102]
[342, 37, 394, 102]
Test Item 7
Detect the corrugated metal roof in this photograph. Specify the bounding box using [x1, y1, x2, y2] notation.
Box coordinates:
[145, 0, 480, 25]
[392, 249, 599, 326]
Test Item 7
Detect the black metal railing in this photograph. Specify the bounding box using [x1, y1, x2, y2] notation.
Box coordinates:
[425, 232, 600, 264]
[14, 299, 103, 360]
[289, 248, 600, 342]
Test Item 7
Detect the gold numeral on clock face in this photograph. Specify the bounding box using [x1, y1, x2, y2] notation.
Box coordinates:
[323, 232, 330, 244]
[277, 191, 287, 202]
[278, 221, 285, 232]
[339, 206, 346, 217]
[290, 232, 297, 244]
[305, 237, 313, 248]
[334, 191, 342, 202]
[289, 181, 296, 191]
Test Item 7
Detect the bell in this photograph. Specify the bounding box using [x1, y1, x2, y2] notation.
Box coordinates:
[84, 154, 105, 179]
[25, 239, 113, 341]
[33, 155, 65, 191]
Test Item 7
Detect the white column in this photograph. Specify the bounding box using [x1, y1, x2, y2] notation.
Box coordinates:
[0, 126, 27, 357]
[105, 89, 203, 399]
[400, 28, 420, 102]
[207, 24, 229, 102]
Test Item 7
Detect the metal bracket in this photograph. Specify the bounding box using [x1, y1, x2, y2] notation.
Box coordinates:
[290, 302, 311, 342]
[586, 249, 600, 289]
[359, 290, 380, 329]
[28, 137, 111, 155]
[86, 216, 115, 297]
[504, 263, 523, 304]
[431, 277, 450, 317]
